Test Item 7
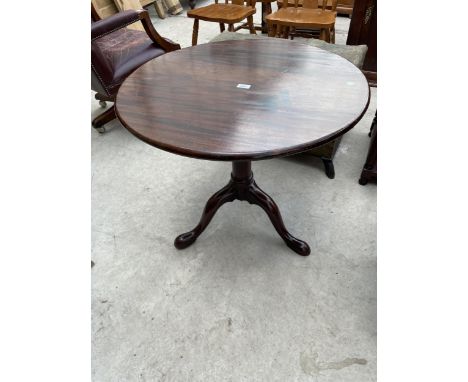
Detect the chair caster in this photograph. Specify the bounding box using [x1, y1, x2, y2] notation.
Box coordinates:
[92, 105, 115, 133]
[99, 100, 107, 108]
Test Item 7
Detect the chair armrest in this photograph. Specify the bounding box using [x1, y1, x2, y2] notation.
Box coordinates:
[91, 10, 141, 40]
[91, 9, 180, 52]
[139, 10, 181, 52]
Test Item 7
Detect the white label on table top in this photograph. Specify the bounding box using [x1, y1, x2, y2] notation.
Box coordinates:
[237, 84, 252, 89]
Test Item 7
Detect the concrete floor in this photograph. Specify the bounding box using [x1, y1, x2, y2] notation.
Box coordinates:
[92, 2, 377, 381]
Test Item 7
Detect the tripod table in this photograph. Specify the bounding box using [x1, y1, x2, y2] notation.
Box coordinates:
[116, 39, 369, 256]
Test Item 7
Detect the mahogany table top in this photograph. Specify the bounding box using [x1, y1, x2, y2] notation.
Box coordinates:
[116, 39, 369, 161]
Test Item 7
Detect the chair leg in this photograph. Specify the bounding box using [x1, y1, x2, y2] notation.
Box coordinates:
[262, 2, 272, 34]
[331, 25, 335, 43]
[320, 27, 330, 42]
[92, 105, 116, 134]
[283, 26, 289, 39]
[192, 19, 199, 46]
[219, 22, 225, 32]
[290, 26, 296, 40]
[267, 22, 276, 37]
[247, 15, 256, 34]
[320, 28, 326, 41]
[279, 26, 285, 38]
[276, 25, 282, 38]
[228, 24, 234, 32]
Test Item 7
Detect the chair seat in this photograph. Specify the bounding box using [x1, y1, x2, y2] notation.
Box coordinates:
[266, 8, 336, 28]
[277, 0, 334, 8]
[93, 28, 165, 94]
[187, 4, 256, 24]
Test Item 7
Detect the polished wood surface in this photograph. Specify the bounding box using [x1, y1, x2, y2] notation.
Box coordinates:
[175, 161, 311, 255]
[267, 8, 336, 28]
[266, 0, 338, 42]
[187, 0, 256, 45]
[116, 39, 369, 161]
[116, 39, 369, 256]
[187, 3, 255, 23]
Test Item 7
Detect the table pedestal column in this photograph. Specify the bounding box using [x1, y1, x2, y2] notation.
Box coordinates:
[174, 161, 310, 256]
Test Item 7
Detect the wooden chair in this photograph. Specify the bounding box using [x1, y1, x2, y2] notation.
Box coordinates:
[266, 0, 338, 43]
[91, 3, 180, 132]
[187, 0, 257, 46]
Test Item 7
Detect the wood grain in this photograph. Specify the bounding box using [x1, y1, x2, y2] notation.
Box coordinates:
[116, 39, 369, 161]
[266, 8, 336, 28]
[187, 1, 257, 45]
[187, 3, 256, 24]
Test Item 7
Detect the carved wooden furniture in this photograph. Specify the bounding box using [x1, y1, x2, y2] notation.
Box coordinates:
[359, 111, 376, 185]
[187, 0, 257, 46]
[115, 39, 369, 255]
[266, 0, 338, 42]
[346, 0, 376, 85]
[91, 5, 180, 132]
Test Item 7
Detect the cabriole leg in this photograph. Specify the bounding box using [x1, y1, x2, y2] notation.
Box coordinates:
[174, 161, 311, 256]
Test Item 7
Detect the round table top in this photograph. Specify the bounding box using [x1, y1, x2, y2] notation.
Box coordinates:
[116, 39, 369, 161]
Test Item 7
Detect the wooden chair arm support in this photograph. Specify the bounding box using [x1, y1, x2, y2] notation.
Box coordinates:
[138, 9, 181, 52]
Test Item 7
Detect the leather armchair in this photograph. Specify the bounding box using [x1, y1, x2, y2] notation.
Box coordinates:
[91, 5, 180, 132]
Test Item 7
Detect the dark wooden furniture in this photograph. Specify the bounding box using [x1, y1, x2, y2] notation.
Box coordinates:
[346, 0, 376, 85]
[266, 0, 338, 42]
[115, 39, 369, 256]
[207, 31, 368, 179]
[187, 0, 257, 46]
[91, 4, 180, 132]
[359, 111, 376, 185]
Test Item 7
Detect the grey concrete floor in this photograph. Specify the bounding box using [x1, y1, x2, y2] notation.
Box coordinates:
[92, 3, 377, 381]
